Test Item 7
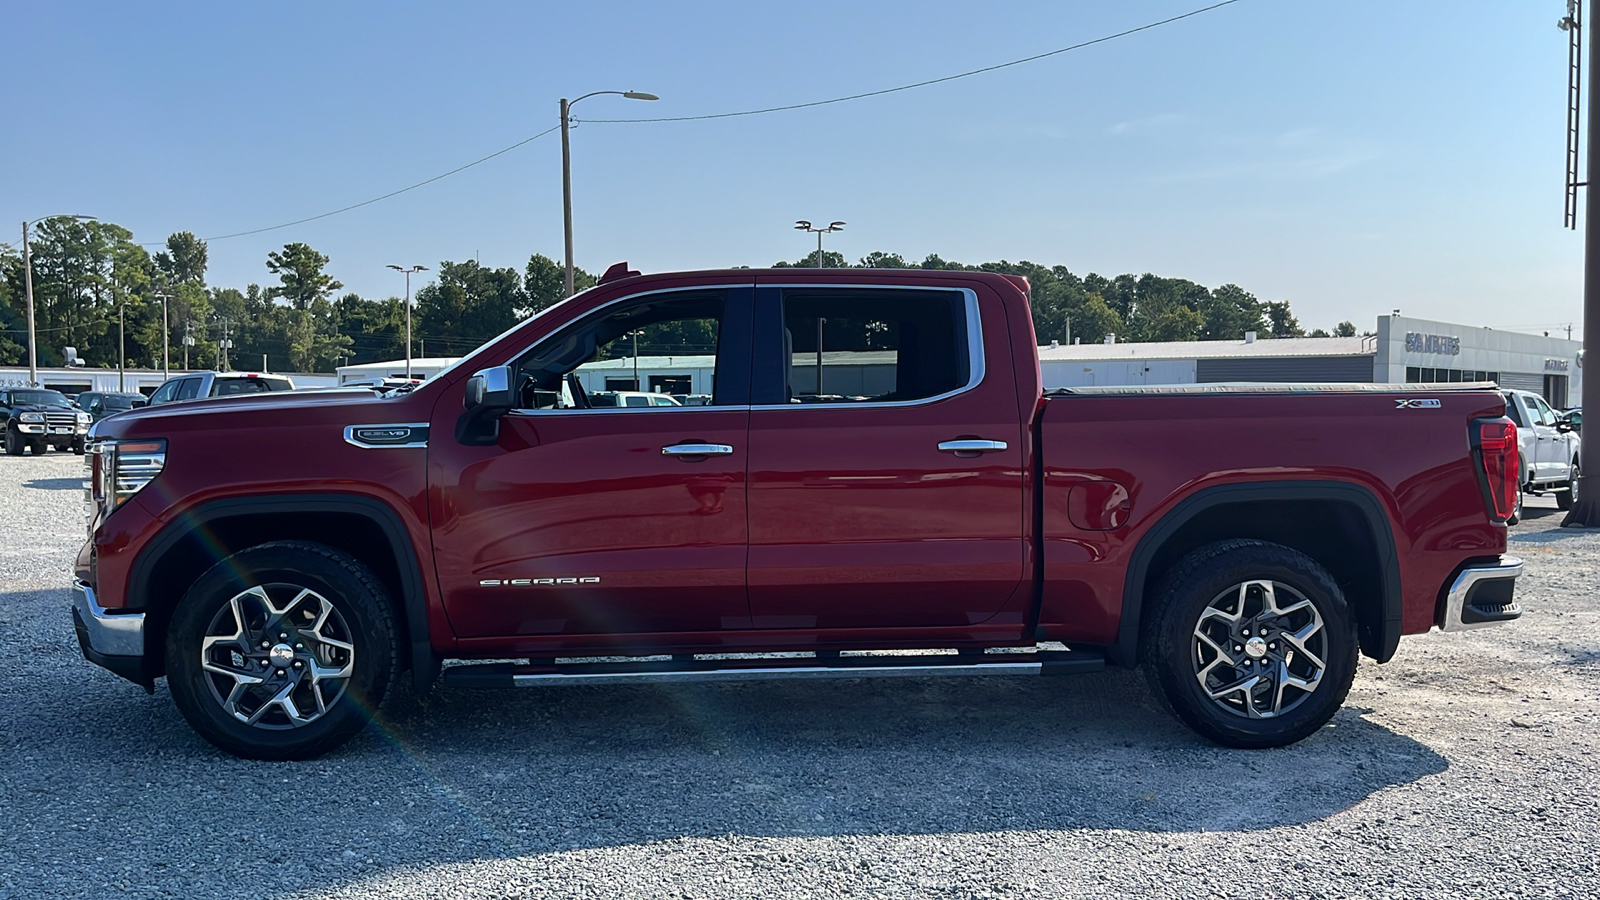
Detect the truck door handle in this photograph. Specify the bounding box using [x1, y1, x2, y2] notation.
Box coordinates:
[662, 443, 734, 457]
[937, 439, 1008, 453]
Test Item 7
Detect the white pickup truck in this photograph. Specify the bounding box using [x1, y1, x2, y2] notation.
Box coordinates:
[1502, 388, 1581, 521]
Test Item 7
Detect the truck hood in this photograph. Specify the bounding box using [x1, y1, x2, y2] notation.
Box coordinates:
[6, 403, 79, 415]
[89, 388, 401, 440]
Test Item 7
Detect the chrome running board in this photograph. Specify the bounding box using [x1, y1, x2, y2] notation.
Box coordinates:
[439, 649, 1105, 689]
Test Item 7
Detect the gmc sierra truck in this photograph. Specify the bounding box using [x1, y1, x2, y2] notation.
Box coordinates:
[73, 266, 1525, 759]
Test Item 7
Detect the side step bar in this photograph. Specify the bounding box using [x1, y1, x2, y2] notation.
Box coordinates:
[440, 649, 1106, 689]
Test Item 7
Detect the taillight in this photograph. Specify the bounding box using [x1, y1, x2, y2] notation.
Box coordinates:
[1474, 419, 1518, 523]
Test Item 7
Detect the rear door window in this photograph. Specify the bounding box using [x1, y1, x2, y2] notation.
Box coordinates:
[176, 378, 203, 400]
[213, 377, 289, 396]
[755, 287, 972, 405]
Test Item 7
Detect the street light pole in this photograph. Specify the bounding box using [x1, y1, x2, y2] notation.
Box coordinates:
[560, 90, 659, 298]
[387, 264, 428, 380]
[20, 214, 96, 386]
[793, 221, 846, 396]
[154, 290, 172, 379]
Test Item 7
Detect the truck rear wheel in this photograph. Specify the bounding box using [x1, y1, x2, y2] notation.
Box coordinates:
[3, 430, 19, 456]
[1557, 462, 1579, 510]
[1143, 540, 1358, 749]
[165, 541, 398, 760]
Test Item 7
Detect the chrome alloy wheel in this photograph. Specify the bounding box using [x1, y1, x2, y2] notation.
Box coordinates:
[199, 585, 355, 728]
[1192, 579, 1327, 719]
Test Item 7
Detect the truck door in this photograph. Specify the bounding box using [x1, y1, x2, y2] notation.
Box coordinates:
[742, 283, 1027, 630]
[429, 286, 755, 639]
[1530, 394, 1572, 479]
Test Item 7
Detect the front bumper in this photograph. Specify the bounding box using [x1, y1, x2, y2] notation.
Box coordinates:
[71, 579, 152, 689]
[15, 422, 87, 436]
[1438, 556, 1524, 632]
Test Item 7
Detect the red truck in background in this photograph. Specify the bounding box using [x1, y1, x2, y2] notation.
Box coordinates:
[72, 266, 1525, 759]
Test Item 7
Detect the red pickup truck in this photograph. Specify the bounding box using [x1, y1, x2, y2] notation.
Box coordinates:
[73, 266, 1525, 759]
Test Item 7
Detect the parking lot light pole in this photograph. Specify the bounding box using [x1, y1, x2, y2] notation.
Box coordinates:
[561, 90, 659, 298]
[21, 214, 97, 386]
[793, 221, 845, 395]
[154, 290, 172, 379]
[387, 264, 428, 380]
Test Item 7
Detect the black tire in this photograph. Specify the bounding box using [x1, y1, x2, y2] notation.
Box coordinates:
[1142, 539, 1359, 749]
[1557, 462, 1579, 511]
[1507, 482, 1524, 525]
[3, 429, 19, 456]
[71, 439, 86, 455]
[28, 438, 47, 455]
[165, 541, 399, 760]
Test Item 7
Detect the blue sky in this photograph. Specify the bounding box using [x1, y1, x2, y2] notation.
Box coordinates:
[1, 0, 1583, 336]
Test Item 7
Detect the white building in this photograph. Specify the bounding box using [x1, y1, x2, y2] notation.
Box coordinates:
[1039, 314, 1582, 408]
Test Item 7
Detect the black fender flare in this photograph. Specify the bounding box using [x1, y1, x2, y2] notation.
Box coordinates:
[128, 493, 439, 690]
[1112, 480, 1402, 668]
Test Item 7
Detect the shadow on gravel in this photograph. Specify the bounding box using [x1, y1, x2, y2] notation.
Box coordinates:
[22, 477, 87, 491]
[1, 605, 1449, 900]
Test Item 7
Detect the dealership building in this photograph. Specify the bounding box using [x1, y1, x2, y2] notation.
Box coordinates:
[1040, 314, 1583, 408]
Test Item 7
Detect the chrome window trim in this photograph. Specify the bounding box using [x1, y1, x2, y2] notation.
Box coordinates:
[505, 281, 752, 416]
[749, 284, 985, 411]
[343, 422, 431, 449]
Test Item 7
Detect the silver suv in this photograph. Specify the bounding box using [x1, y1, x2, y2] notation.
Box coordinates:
[146, 372, 295, 406]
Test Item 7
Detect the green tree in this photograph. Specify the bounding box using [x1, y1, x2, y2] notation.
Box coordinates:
[1334, 321, 1357, 337]
[1199, 284, 1268, 341]
[415, 260, 525, 354]
[154, 231, 208, 285]
[266, 243, 341, 309]
[524, 253, 593, 317]
[1265, 301, 1304, 338]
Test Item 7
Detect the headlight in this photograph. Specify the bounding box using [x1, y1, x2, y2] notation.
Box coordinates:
[77, 411, 92, 425]
[91, 439, 166, 516]
[19, 412, 43, 422]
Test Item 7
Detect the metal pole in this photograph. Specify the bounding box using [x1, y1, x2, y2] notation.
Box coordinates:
[816, 317, 824, 396]
[22, 221, 36, 386]
[1567, 0, 1600, 526]
[633, 331, 639, 390]
[405, 269, 413, 380]
[118, 303, 125, 391]
[817, 231, 824, 268]
[160, 292, 170, 379]
[561, 97, 576, 298]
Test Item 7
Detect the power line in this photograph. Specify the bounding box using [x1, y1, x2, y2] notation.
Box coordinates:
[145, 125, 560, 245]
[133, 1, 1245, 245]
[581, 0, 1247, 124]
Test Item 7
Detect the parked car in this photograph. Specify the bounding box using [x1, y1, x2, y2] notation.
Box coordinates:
[588, 390, 682, 408]
[1501, 389, 1582, 519]
[145, 372, 294, 406]
[1, 387, 91, 455]
[76, 391, 148, 424]
[75, 265, 1524, 759]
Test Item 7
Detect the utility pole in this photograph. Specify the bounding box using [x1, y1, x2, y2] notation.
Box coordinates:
[793, 221, 845, 397]
[1565, 0, 1600, 526]
[118, 302, 125, 391]
[560, 90, 660, 297]
[632, 330, 640, 390]
[183, 320, 193, 370]
[22, 222, 36, 386]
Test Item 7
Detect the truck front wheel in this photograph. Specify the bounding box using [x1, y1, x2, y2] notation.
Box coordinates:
[3, 430, 20, 456]
[165, 541, 398, 760]
[1143, 540, 1358, 749]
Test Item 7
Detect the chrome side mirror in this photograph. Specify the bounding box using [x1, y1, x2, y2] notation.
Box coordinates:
[458, 365, 515, 445]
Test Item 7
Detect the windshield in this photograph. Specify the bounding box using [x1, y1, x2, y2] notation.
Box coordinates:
[103, 395, 138, 410]
[13, 390, 72, 407]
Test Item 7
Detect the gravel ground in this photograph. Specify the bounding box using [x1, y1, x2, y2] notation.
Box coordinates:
[1, 450, 1597, 899]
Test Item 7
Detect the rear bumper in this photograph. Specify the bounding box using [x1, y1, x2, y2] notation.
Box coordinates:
[1438, 556, 1524, 632]
[71, 579, 152, 688]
